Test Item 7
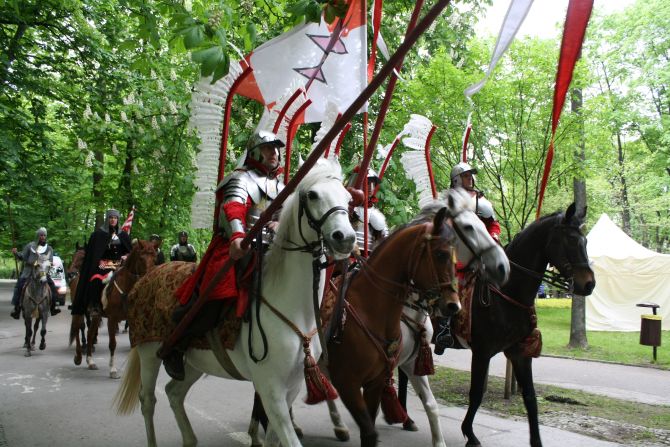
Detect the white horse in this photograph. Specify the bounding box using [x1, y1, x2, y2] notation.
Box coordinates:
[114, 159, 356, 447]
[22, 256, 53, 357]
[248, 187, 510, 447]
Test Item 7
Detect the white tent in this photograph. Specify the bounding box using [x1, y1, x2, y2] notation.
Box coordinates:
[586, 213, 670, 331]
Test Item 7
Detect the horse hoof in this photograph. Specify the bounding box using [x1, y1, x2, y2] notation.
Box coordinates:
[110, 370, 120, 379]
[294, 427, 303, 439]
[88, 363, 98, 370]
[25, 351, 31, 357]
[39, 341, 46, 350]
[74, 354, 82, 366]
[403, 420, 418, 432]
[334, 427, 350, 442]
[30, 344, 36, 351]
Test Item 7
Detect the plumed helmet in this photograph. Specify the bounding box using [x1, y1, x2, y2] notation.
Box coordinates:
[450, 162, 477, 188]
[245, 130, 285, 163]
[35, 227, 47, 239]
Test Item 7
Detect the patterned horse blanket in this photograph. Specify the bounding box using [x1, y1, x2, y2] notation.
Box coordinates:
[127, 262, 241, 350]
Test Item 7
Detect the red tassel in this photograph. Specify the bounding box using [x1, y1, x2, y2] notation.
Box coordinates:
[413, 326, 435, 376]
[522, 328, 543, 358]
[414, 341, 435, 376]
[381, 379, 408, 424]
[303, 342, 338, 405]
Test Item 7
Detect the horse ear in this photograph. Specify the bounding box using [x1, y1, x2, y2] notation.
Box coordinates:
[565, 203, 576, 223]
[433, 207, 448, 235]
[446, 190, 456, 213]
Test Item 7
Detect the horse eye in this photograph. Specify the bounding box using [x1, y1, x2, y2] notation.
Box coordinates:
[307, 190, 319, 200]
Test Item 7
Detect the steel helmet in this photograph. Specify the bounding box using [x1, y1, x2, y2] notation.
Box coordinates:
[450, 162, 477, 188]
[346, 166, 381, 189]
[245, 130, 285, 163]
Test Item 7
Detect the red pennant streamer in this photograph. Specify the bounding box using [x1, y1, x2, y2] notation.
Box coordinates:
[536, 0, 594, 219]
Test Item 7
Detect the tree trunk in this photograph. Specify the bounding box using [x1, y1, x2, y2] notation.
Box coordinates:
[569, 87, 588, 349]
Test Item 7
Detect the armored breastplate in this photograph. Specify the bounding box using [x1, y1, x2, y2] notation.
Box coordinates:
[103, 235, 122, 261]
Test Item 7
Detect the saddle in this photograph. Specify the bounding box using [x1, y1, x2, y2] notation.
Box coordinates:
[99, 259, 122, 270]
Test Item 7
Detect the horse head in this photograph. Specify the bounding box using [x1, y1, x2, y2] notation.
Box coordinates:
[124, 240, 157, 276]
[546, 203, 596, 296]
[32, 257, 51, 283]
[444, 188, 510, 287]
[277, 159, 356, 260]
[419, 207, 461, 317]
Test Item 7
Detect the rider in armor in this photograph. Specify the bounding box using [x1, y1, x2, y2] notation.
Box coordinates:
[10, 228, 60, 319]
[161, 130, 285, 381]
[71, 209, 132, 316]
[346, 166, 389, 254]
[434, 162, 502, 354]
[449, 162, 501, 241]
[170, 231, 197, 262]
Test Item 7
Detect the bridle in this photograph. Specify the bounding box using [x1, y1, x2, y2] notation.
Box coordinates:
[450, 207, 501, 275]
[509, 223, 590, 292]
[249, 187, 349, 363]
[359, 222, 458, 312]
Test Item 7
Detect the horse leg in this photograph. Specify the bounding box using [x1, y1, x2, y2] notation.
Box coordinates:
[248, 392, 267, 447]
[402, 366, 446, 447]
[108, 317, 119, 378]
[24, 316, 33, 357]
[336, 382, 378, 447]
[506, 350, 542, 447]
[262, 385, 302, 447]
[461, 351, 491, 447]
[398, 369, 418, 431]
[326, 398, 351, 442]
[71, 314, 84, 365]
[165, 357, 203, 447]
[254, 382, 302, 447]
[31, 317, 39, 349]
[86, 314, 100, 370]
[39, 313, 47, 350]
[136, 343, 162, 447]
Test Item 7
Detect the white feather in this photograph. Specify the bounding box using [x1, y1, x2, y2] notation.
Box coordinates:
[399, 114, 436, 208]
[310, 102, 341, 160]
[189, 61, 245, 229]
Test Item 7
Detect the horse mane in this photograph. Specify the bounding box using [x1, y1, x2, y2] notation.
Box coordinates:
[367, 204, 452, 263]
[506, 211, 563, 252]
[264, 159, 344, 277]
[123, 240, 156, 272]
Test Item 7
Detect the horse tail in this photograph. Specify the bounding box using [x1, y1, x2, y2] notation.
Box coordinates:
[69, 314, 83, 346]
[113, 347, 141, 415]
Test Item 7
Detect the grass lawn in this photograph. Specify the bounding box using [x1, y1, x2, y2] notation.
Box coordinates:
[536, 299, 669, 369]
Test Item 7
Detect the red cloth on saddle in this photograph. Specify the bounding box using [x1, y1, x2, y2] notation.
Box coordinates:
[174, 234, 250, 317]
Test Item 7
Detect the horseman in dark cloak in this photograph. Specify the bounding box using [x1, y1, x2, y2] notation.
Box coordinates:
[71, 209, 132, 315]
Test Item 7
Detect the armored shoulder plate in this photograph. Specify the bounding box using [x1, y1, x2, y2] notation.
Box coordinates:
[476, 196, 495, 219]
[368, 207, 388, 233]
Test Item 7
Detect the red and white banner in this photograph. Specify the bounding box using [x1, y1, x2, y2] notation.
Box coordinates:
[236, 0, 367, 123]
[121, 207, 134, 234]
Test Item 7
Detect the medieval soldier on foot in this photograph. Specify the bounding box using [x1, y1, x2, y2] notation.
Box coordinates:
[10, 227, 60, 319]
[170, 231, 197, 262]
[160, 130, 285, 381]
[71, 209, 132, 316]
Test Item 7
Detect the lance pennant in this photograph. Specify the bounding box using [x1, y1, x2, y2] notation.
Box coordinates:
[294, 33, 349, 85]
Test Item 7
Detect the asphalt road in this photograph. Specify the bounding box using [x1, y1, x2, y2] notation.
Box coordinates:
[0, 281, 623, 446]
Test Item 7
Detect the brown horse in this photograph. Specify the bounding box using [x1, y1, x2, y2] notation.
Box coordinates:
[327, 207, 460, 447]
[66, 244, 89, 364]
[70, 240, 156, 377]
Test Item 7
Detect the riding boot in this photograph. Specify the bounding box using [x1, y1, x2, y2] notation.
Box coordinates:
[433, 316, 453, 355]
[10, 304, 20, 320]
[162, 338, 189, 381]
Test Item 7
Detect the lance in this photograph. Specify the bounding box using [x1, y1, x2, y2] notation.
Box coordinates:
[354, 0, 427, 192]
[158, 0, 452, 358]
[5, 195, 19, 278]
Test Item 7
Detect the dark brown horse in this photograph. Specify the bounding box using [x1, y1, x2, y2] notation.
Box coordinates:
[398, 203, 595, 447]
[70, 240, 155, 377]
[327, 207, 461, 447]
[66, 244, 89, 364]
